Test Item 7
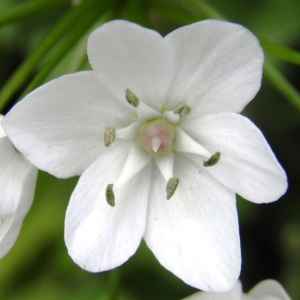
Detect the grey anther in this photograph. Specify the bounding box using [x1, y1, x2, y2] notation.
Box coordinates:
[173, 101, 191, 117]
[203, 152, 221, 167]
[104, 126, 116, 147]
[105, 184, 115, 207]
[125, 89, 140, 107]
[166, 177, 180, 200]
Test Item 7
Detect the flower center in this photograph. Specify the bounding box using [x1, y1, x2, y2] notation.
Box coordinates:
[103, 89, 221, 207]
[137, 118, 175, 157]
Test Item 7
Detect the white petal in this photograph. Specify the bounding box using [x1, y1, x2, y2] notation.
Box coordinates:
[137, 101, 160, 121]
[165, 20, 264, 117]
[183, 281, 243, 300]
[87, 20, 172, 111]
[116, 122, 139, 140]
[155, 153, 175, 182]
[174, 127, 211, 158]
[183, 113, 287, 203]
[65, 142, 151, 272]
[3, 71, 134, 178]
[0, 115, 6, 138]
[115, 142, 151, 188]
[0, 137, 37, 258]
[144, 155, 240, 292]
[248, 279, 291, 300]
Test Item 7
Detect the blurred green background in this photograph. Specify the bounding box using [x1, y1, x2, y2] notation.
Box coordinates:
[0, 0, 299, 299]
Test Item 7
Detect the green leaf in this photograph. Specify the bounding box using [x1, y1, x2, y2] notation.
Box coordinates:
[264, 60, 300, 113]
[21, 9, 111, 96]
[0, 0, 112, 112]
[260, 38, 300, 66]
[0, 0, 70, 26]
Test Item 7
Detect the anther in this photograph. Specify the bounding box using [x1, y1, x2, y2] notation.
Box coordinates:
[203, 151, 221, 167]
[173, 101, 191, 117]
[105, 184, 115, 207]
[104, 126, 116, 147]
[166, 177, 179, 200]
[125, 89, 140, 107]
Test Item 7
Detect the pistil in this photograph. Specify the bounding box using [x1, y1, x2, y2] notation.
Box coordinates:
[151, 137, 161, 153]
[137, 118, 175, 157]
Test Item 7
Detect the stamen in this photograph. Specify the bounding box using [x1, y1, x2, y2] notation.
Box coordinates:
[156, 153, 174, 182]
[174, 127, 211, 158]
[105, 184, 115, 207]
[173, 101, 191, 117]
[163, 110, 180, 124]
[166, 177, 179, 200]
[104, 126, 116, 147]
[125, 89, 159, 120]
[173, 101, 185, 114]
[203, 151, 221, 167]
[116, 122, 139, 140]
[151, 137, 161, 153]
[125, 89, 139, 107]
[184, 106, 191, 115]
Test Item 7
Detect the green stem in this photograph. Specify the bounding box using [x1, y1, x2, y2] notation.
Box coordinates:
[0, 0, 103, 112]
[107, 268, 121, 300]
[150, 0, 198, 24]
[22, 8, 111, 96]
[121, 0, 152, 27]
[65, 39, 89, 74]
[260, 38, 300, 66]
[178, 0, 226, 20]
[264, 60, 300, 112]
[0, 0, 70, 26]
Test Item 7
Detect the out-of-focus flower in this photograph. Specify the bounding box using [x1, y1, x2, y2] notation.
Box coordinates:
[3, 20, 287, 291]
[183, 279, 291, 300]
[0, 115, 37, 259]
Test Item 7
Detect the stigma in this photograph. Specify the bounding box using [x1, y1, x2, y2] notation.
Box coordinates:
[137, 118, 175, 157]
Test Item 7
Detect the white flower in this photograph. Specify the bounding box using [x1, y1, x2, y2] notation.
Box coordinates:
[0, 115, 37, 259]
[2, 20, 287, 291]
[183, 279, 291, 300]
